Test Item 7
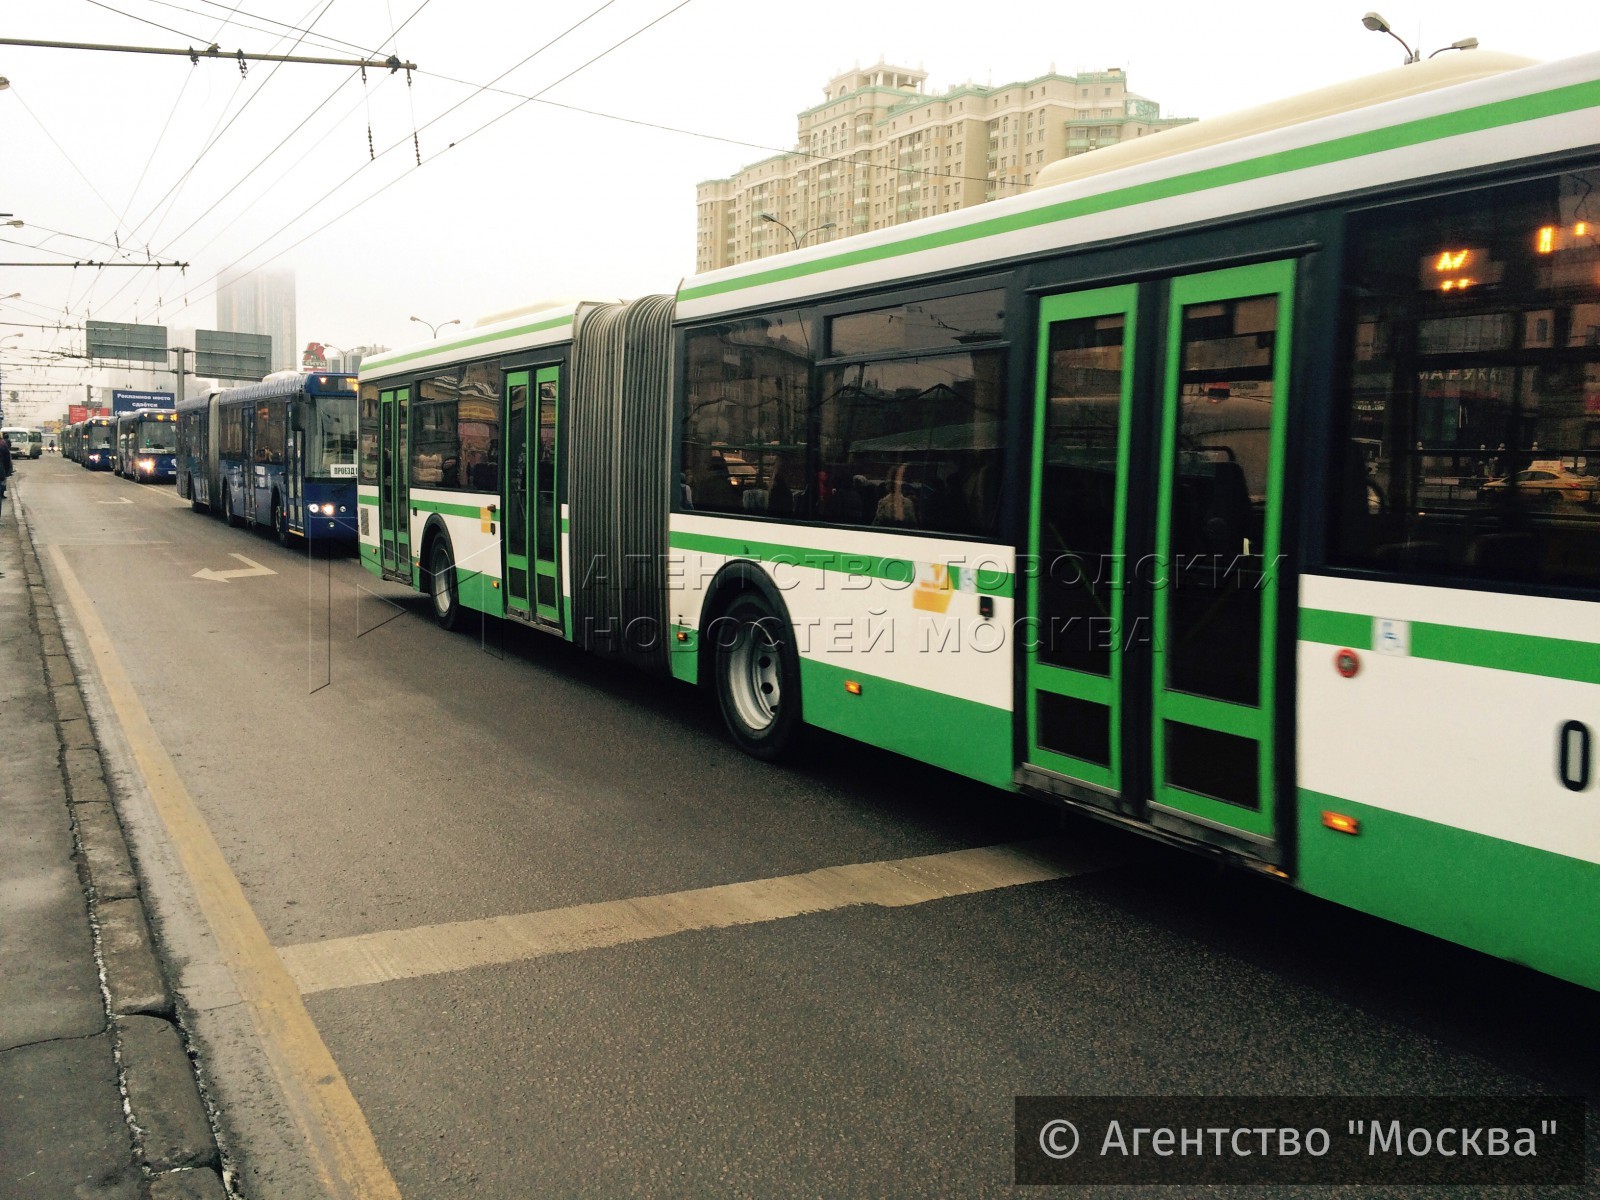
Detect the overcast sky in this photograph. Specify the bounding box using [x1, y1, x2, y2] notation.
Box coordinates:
[2, 0, 1595, 420]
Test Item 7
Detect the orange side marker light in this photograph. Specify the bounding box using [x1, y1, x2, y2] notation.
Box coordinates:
[1321, 811, 1361, 836]
[844, 680, 863, 696]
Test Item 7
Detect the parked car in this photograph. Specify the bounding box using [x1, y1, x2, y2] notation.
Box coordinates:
[1480, 464, 1598, 505]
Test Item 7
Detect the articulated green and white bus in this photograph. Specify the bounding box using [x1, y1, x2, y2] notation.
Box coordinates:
[363, 50, 1600, 989]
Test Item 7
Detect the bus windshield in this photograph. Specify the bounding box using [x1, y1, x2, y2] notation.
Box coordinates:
[306, 392, 358, 477]
[134, 421, 177, 452]
[90, 426, 113, 449]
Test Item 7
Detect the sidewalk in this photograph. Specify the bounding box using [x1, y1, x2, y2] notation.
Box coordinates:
[0, 480, 228, 1199]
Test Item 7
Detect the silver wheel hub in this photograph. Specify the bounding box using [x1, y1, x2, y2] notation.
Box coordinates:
[728, 619, 781, 731]
[432, 552, 452, 612]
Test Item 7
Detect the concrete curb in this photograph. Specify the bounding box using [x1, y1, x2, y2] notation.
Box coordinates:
[15, 506, 231, 1198]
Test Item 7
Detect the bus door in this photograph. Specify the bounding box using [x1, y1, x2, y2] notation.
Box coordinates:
[502, 366, 562, 626]
[379, 386, 411, 582]
[286, 403, 304, 534]
[1026, 261, 1295, 856]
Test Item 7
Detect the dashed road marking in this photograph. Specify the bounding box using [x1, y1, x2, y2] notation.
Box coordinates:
[279, 838, 1134, 995]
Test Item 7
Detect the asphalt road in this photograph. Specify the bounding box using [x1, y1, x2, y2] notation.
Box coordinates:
[17, 455, 1600, 1198]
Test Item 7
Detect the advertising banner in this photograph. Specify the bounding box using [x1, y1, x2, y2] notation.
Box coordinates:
[111, 390, 175, 415]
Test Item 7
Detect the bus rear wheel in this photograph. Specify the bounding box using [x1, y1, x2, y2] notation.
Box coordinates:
[188, 476, 205, 512]
[713, 591, 801, 761]
[428, 537, 460, 631]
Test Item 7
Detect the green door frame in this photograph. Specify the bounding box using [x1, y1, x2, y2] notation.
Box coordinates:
[1025, 284, 1138, 794]
[379, 385, 412, 585]
[531, 365, 561, 626]
[504, 371, 532, 618]
[1150, 260, 1295, 841]
[1025, 260, 1295, 850]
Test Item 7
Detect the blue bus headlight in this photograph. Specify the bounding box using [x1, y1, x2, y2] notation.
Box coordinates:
[138, 457, 155, 472]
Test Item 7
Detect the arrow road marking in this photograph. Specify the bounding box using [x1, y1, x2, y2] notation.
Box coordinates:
[192, 553, 277, 583]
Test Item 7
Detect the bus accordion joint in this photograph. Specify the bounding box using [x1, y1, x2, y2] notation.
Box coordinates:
[1321, 811, 1361, 836]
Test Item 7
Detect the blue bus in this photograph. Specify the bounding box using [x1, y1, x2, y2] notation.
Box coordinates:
[177, 372, 358, 546]
[82, 416, 116, 471]
[115, 410, 177, 482]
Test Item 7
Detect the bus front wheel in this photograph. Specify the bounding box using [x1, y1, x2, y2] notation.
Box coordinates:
[428, 536, 460, 632]
[713, 592, 802, 761]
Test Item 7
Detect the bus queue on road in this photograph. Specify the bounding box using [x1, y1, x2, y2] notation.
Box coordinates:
[38, 49, 1600, 995]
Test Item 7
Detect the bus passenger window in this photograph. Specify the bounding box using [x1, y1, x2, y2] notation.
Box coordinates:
[1332, 167, 1600, 590]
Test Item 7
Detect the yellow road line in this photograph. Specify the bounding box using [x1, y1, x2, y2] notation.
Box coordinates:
[280, 838, 1131, 995]
[48, 545, 400, 1200]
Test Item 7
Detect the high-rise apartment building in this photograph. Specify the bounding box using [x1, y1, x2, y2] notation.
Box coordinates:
[215, 267, 297, 374]
[696, 62, 1192, 272]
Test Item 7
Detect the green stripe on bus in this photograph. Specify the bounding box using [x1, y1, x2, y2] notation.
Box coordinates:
[1300, 608, 1600, 685]
[358, 493, 378, 506]
[456, 567, 504, 617]
[1298, 608, 1370, 649]
[411, 497, 492, 520]
[669, 624, 697, 684]
[679, 79, 1600, 305]
[800, 656, 1013, 788]
[1297, 791, 1600, 991]
[363, 315, 574, 371]
[670, 529, 1014, 597]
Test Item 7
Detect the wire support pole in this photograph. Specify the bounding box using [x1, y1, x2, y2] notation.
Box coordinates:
[0, 37, 415, 71]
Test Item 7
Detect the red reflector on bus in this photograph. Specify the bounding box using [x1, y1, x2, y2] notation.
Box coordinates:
[844, 680, 863, 696]
[1321, 811, 1361, 835]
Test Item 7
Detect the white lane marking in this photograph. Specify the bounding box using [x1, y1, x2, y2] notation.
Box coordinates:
[192, 553, 277, 583]
[279, 838, 1135, 995]
[97, 497, 134, 504]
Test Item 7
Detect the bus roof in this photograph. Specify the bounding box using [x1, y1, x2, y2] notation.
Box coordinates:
[207, 372, 357, 408]
[674, 50, 1595, 322]
[360, 300, 592, 379]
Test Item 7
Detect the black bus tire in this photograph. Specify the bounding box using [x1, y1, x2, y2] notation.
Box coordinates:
[428, 536, 461, 632]
[223, 483, 243, 527]
[713, 591, 802, 761]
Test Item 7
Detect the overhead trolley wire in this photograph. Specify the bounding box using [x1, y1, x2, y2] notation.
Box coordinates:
[89, 0, 434, 324]
[85, 0, 342, 319]
[140, 0, 639, 318]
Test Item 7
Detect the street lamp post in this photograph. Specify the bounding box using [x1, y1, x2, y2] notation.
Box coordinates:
[0, 332, 21, 423]
[758, 212, 836, 251]
[409, 315, 460, 339]
[1362, 12, 1478, 64]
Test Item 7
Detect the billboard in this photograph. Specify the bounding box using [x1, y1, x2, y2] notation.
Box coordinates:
[85, 320, 168, 365]
[302, 342, 328, 371]
[68, 405, 111, 423]
[195, 329, 271, 381]
[112, 390, 174, 414]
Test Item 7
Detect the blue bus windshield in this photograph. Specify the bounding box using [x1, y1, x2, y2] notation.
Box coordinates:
[134, 420, 177, 452]
[307, 392, 357, 477]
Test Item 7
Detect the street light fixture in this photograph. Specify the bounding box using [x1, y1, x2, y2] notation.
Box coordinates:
[758, 212, 836, 250]
[410, 315, 460, 338]
[1362, 12, 1477, 64]
[1361, 12, 1419, 63]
